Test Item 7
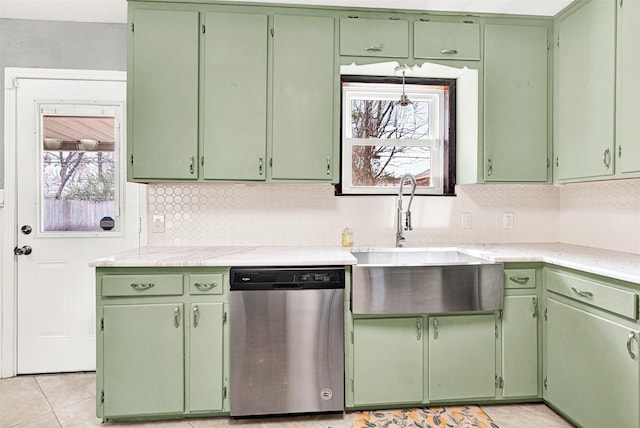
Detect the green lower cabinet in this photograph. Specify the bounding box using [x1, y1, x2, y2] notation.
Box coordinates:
[188, 302, 225, 413]
[103, 304, 185, 418]
[352, 317, 423, 406]
[546, 298, 640, 427]
[428, 314, 496, 401]
[501, 295, 539, 398]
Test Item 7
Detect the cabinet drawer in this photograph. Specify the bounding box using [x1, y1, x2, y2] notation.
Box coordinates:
[340, 18, 408, 58]
[504, 269, 536, 289]
[189, 274, 224, 295]
[102, 275, 184, 297]
[414, 21, 480, 60]
[545, 269, 638, 320]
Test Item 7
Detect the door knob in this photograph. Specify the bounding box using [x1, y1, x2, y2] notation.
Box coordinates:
[21, 225, 33, 235]
[14, 246, 32, 256]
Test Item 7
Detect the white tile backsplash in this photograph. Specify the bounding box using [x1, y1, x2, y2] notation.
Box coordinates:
[147, 182, 560, 247]
[559, 178, 640, 254]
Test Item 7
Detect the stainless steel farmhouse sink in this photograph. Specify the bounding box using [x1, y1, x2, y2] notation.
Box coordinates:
[351, 248, 504, 315]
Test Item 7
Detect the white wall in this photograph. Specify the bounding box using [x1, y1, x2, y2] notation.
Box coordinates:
[146, 183, 560, 247]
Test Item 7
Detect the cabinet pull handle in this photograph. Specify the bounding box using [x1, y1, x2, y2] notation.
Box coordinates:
[194, 282, 217, 291]
[509, 275, 530, 284]
[531, 297, 538, 318]
[189, 155, 195, 174]
[416, 318, 422, 341]
[627, 332, 636, 360]
[433, 318, 438, 340]
[174, 305, 181, 328]
[365, 45, 383, 52]
[603, 148, 611, 169]
[193, 305, 200, 328]
[571, 287, 593, 298]
[440, 49, 459, 55]
[130, 282, 155, 290]
[487, 159, 493, 176]
[326, 156, 331, 175]
[258, 156, 264, 176]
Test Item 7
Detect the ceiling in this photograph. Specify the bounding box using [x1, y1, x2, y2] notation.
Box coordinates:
[0, 0, 575, 23]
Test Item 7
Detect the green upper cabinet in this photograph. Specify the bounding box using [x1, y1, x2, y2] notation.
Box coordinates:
[428, 314, 496, 401]
[414, 20, 480, 61]
[352, 317, 423, 406]
[617, 0, 640, 175]
[556, 0, 616, 181]
[339, 17, 409, 58]
[484, 23, 549, 182]
[129, 8, 199, 181]
[271, 14, 337, 181]
[202, 12, 268, 181]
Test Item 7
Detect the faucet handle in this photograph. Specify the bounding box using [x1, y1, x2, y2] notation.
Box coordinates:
[405, 210, 413, 231]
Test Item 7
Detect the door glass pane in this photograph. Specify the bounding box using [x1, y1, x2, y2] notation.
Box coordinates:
[41, 115, 118, 233]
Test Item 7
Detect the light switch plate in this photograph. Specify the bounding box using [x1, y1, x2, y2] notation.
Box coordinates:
[461, 212, 472, 229]
[503, 212, 514, 229]
[152, 214, 165, 233]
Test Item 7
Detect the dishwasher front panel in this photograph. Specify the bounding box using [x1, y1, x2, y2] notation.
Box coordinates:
[230, 288, 344, 416]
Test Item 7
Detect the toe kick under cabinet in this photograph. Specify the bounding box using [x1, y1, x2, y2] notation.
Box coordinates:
[96, 268, 229, 423]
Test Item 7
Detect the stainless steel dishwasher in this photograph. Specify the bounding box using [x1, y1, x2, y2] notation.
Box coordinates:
[229, 266, 345, 417]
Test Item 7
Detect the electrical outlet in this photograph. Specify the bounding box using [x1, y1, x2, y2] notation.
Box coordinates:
[152, 214, 165, 233]
[461, 212, 472, 229]
[503, 212, 514, 229]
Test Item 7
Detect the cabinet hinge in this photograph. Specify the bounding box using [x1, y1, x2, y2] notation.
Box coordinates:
[130, 154, 134, 166]
[223, 312, 227, 324]
[544, 376, 548, 390]
[202, 24, 205, 34]
[131, 23, 134, 32]
[350, 331, 354, 344]
[495, 376, 504, 389]
[350, 379, 354, 392]
[101, 391, 105, 404]
[620, 0, 624, 7]
[497, 310, 502, 320]
[547, 40, 550, 50]
[544, 307, 548, 321]
[555, 157, 559, 168]
[619, 145, 623, 158]
[269, 157, 273, 168]
[201, 156, 204, 167]
[556, 36, 560, 48]
[270, 28, 274, 37]
[223, 386, 227, 399]
[100, 318, 104, 331]
[495, 324, 499, 339]
[547, 158, 551, 168]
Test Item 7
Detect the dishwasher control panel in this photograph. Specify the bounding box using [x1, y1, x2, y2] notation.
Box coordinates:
[230, 267, 345, 290]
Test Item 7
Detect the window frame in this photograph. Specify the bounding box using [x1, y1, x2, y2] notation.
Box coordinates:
[336, 75, 456, 196]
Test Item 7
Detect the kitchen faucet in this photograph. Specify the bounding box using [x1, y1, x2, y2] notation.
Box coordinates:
[396, 173, 417, 247]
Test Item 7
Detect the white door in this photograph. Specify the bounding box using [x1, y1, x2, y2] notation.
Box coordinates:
[13, 75, 144, 374]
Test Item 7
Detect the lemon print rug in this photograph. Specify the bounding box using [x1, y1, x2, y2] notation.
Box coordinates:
[351, 405, 499, 428]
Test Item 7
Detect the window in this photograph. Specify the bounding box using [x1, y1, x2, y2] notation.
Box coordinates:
[337, 75, 456, 196]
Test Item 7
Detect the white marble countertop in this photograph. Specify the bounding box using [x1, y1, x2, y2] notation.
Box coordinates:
[91, 243, 640, 285]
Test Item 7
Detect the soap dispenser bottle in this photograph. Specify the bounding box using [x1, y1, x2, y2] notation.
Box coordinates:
[342, 226, 353, 247]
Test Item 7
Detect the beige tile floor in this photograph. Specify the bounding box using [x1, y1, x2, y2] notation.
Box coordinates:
[0, 372, 575, 428]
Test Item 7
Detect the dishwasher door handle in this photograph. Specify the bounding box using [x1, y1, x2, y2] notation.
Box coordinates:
[272, 284, 304, 289]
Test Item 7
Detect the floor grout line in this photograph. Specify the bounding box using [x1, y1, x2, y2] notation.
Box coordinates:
[33, 375, 64, 428]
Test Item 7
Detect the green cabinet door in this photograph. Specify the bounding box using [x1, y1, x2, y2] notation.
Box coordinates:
[339, 18, 409, 58]
[188, 302, 225, 413]
[271, 15, 336, 181]
[557, 0, 616, 181]
[546, 299, 640, 427]
[129, 9, 199, 180]
[353, 318, 423, 406]
[414, 21, 480, 60]
[428, 314, 496, 401]
[617, 0, 640, 174]
[103, 304, 184, 418]
[502, 295, 539, 398]
[484, 23, 548, 182]
[202, 12, 268, 181]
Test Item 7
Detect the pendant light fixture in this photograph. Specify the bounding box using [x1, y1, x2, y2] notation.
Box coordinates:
[393, 65, 415, 134]
[395, 65, 413, 107]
